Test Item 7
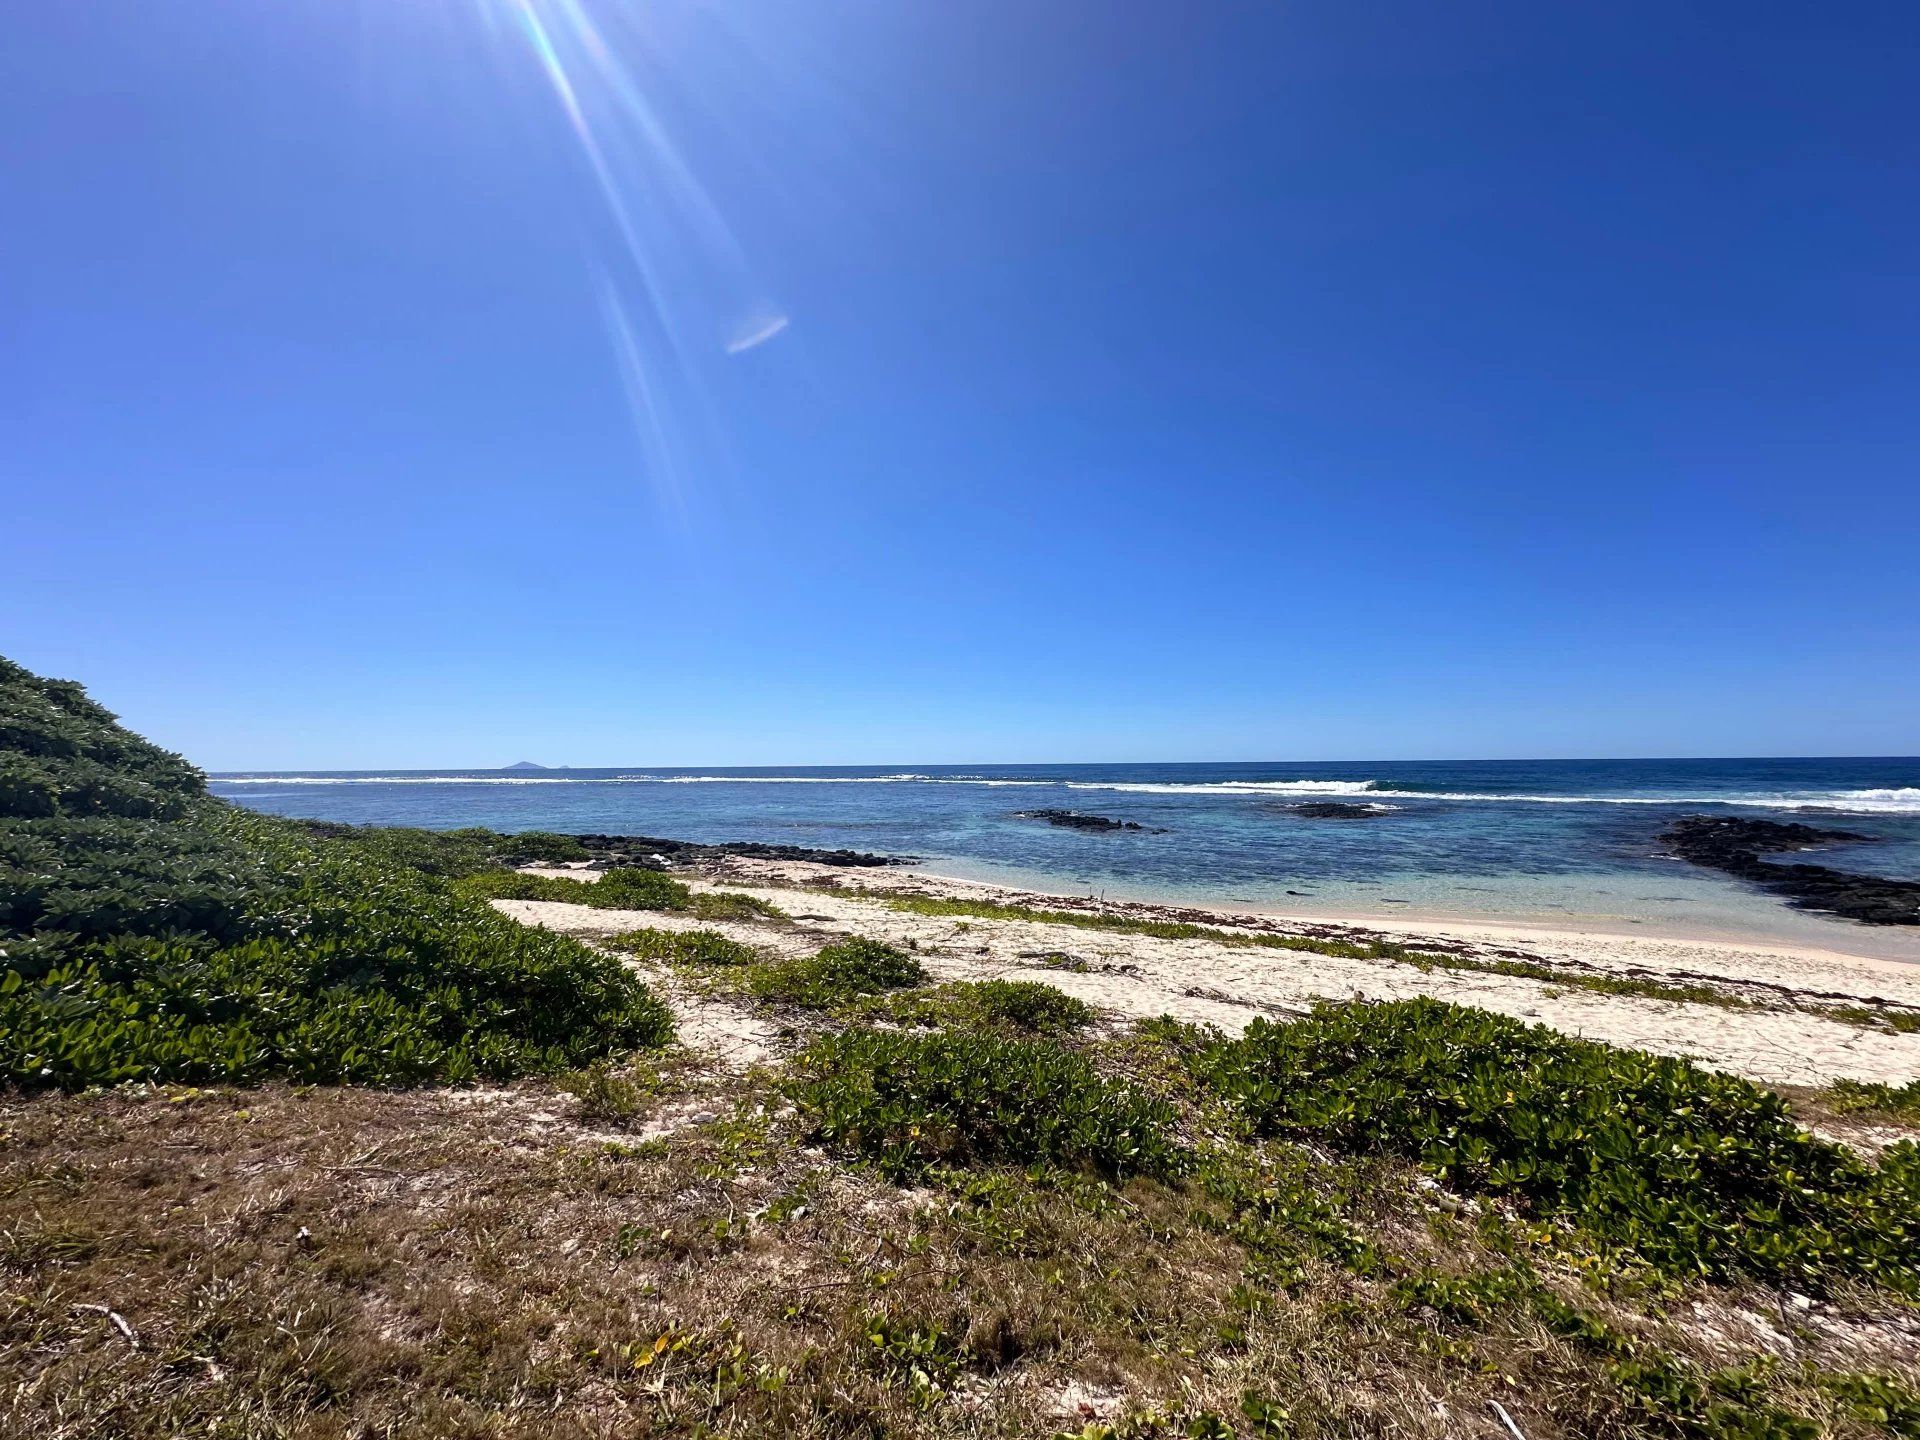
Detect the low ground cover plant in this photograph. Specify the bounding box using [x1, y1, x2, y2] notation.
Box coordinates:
[688, 889, 788, 922]
[293, 821, 591, 875]
[454, 865, 694, 910]
[0, 655, 672, 1088]
[1828, 1077, 1920, 1122]
[859, 978, 1094, 1036]
[1193, 997, 1920, 1292]
[788, 1025, 1184, 1179]
[749, 937, 925, 1007]
[609, 927, 761, 967]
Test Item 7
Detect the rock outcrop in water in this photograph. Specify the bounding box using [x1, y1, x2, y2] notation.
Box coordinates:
[1283, 802, 1389, 820]
[1661, 816, 1920, 926]
[1014, 809, 1147, 832]
[573, 833, 904, 868]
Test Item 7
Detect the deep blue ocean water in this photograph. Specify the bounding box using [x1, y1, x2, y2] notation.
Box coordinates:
[211, 758, 1920, 955]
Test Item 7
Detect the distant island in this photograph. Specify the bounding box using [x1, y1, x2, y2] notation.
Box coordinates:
[504, 761, 548, 770]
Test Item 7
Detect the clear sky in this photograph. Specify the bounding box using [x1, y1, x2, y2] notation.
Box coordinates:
[4, 1, 1916, 768]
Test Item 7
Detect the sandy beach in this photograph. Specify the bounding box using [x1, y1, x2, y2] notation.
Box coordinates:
[502, 856, 1920, 1092]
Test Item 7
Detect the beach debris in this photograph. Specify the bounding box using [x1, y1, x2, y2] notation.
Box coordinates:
[72, 1303, 139, 1348]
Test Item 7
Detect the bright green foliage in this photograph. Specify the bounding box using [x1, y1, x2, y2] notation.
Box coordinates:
[294, 822, 588, 875]
[961, 979, 1093, 1033]
[496, 830, 591, 863]
[0, 659, 205, 822]
[788, 1026, 1184, 1179]
[1819, 1372, 1920, 1438]
[1196, 998, 1920, 1291]
[689, 889, 787, 922]
[1828, 1077, 1920, 1121]
[0, 655, 672, 1089]
[292, 822, 500, 877]
[453, 866, 692, 911]
[608, 927, 760, 967]
[863, 979, 1094, 1036]
[749, 937, 925, 1007]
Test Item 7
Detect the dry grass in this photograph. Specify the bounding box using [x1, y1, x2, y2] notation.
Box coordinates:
[6, 1023, 1917, 1440]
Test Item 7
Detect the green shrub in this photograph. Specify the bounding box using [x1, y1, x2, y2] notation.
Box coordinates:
[1828, 1077, 1920, 1121]
[559, 1060, 656, 1123]
[608, 927, 760, 967]
[497, 830, 591, 864]
[865, 979, 1094, 1036]
[689, 890, 787, 922]
[788, 1026, 1184, 1179]
[1819, 1372, 1920, 1438]
[453, 865, 692, 912]
[750, 937, 924, 1008]
[1195, 998, 1920, 1291]
[295, 823, 592, 875]
[0, 655, 674, 1089]
[964, 979, 1093, 1034]
[295, 822, 499, 878]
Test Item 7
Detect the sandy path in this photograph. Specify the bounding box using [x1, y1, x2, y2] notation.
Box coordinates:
[496, 865, 1920, 1089]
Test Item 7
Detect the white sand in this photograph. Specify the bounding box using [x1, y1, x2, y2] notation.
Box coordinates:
[498, 861, 1920, 1089]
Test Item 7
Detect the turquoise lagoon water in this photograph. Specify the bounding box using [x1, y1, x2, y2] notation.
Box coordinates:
[211, 758, 1920, 958]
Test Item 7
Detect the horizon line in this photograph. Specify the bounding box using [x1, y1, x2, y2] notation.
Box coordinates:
[202, 753, 1920, 776]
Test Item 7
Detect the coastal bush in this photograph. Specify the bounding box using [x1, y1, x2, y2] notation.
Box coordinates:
[788, 1027, 1184, 1179]
[497, 830, 591, 864]
[328, 822, 504, 876]
[750, 937, 925, 1008]
[864, 979, 1094, 1036]
[0, 655, 673, 1089]
[453, 865, 693, 911]
[293, 822, 594, 876]
[609, 927, 760, 967]
[1828, 1077, 1920, 1122]
[690, 889, 788, 922]
[1194, 998, 1920, 1291]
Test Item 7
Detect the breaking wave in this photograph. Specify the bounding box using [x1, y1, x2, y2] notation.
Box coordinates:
[205, 776, 1920, 814]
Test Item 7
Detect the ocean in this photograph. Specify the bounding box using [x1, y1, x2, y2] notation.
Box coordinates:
[210, 757, 1920, 957]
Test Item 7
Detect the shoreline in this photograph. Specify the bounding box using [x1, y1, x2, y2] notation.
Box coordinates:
[891, 857, 1920, 971]
[513, 850, 1920, 1089]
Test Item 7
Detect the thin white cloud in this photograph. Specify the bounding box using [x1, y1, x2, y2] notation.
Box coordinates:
[726, 313, 789, 354]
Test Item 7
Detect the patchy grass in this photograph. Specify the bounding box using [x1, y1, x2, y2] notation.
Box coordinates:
[747, 938, 925, 1008]
[557, 1056, 677, 1123]
[7, 1032, 1915, 1440]
[856, 890, 1421, 962]
[1398, 949, 1754, 1009]
[1813, 1005, 1920, 1036]
[848, 890, 1774, 1014]
[1827, 1078, 1920, 1123]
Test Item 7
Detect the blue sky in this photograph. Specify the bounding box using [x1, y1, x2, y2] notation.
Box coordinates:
[4, 0, 1916, 767]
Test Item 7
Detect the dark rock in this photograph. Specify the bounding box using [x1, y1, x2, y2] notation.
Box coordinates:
[1283, 802, 1388, 820]
[1661, 816, 1920, 927]
[1014, 809, 1147, 832]
[569, 833, 906, 868]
